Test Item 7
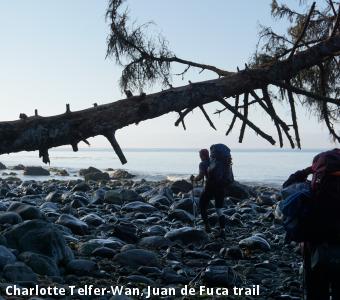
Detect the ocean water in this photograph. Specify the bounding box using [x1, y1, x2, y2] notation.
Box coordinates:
[0, 148, 326, 186]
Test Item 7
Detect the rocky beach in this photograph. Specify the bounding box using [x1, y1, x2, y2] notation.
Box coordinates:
[0, 163, 302, 300]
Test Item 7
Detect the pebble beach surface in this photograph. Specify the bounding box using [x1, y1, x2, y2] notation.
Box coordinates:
[0, 164, 302, 300]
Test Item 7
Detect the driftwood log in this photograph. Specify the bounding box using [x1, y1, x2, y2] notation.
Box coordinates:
[0, 33, 339, 164]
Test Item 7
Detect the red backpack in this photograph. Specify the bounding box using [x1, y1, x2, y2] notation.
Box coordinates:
[311, 148, 340, 192]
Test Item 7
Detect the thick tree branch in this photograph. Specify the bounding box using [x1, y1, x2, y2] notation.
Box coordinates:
[1, 33, 340, 162]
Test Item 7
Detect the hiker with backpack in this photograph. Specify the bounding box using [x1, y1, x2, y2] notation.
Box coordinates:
[190, 149, 210, 183]
[194, 144, 234, 236]
[279, 149, 340, 300]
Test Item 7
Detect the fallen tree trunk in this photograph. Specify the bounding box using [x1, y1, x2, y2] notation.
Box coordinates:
[0, 34, 339, 164]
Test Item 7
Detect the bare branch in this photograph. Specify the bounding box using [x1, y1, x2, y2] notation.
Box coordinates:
[288, 2, 316, 59]
[226, 95, 240, 135]
[199, 105, 217, 130]
[238, 93, 249, 143]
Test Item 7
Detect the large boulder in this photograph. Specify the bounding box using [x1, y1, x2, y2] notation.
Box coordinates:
[23, 166, 50, 176]
[18, 251, 59, 276]
[111, 169, 135, 180]
[0, 212, 22, 225]
[0, 245, 16, 269]
[79, 238, 125, 256]
[164, 227, 208, 245]
[104, 189, 141, 205]
[85, 172, 110, 182]
[3, 262, 37, 282]
[4, 220, 73, 264]
[56, 214, 88, 235]
[170, 180, 193, 194]
[114, 249, 160, 268]
[7, 202, 43, 220]
[79, 166, 101, 176]
[227, 181, 253, 200]
[122, 201, 157, 213]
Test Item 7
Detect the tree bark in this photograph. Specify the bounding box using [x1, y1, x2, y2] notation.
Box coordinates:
[0, 34, 339, 163]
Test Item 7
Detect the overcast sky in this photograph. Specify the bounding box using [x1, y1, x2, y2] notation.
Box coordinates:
[0, 0, 337, 150]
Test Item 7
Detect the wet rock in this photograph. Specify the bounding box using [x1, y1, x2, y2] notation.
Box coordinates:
[122, 201, 157, 213]
[66, 259, 97, 276]
[91, 247, 116, 258]
[85, 172, 110, 182]
[171, 198, 196, 214]
[111, 169, 135, 180]
[79, 238, 124, 256]
[4, 220, 73, 264]
[18, 251, 59, 276]
[91, 188, 106, 204]
[80, 213, 105, 226]
[7, 202, 43, 220]
[168, 209, 194, 223]
[79, 166, 101, 176]
[170, 180, 192, 194]
[148, 195, 171, 207]
[56, 214, 88, 235]
[0, 212, 22, 225]
[165, 227, 208, 245]
[139, 236, 172, 249]
[45, 191, 62, 203]
[125, 275, 155, 285]
[24, 166, 50, 176]
[104, 189, 140, 205]
[0, 162, 6, 170]
[144, 225, 167, 236]
[202, 265, 242, 287]
[220, 246, 243, 260]
[227, 181, 252, 200]
[114, 249, 160, 268]
[257, 193, 276, 206]
[3, 262, 38, 282]
[0, 245, 16, 269]
[12, 164, 25, 170]
[112, 223, 138, 243]
[71, 182, 91, 192]
[239, 235, 271, 252]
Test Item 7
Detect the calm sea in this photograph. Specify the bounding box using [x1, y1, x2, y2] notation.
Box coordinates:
[0, 148, 327, 186]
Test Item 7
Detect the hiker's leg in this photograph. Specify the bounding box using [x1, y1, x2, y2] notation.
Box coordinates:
[305, 243, 329, 300]
[199, 187, 212, 232]
[214, 186, 225, 232]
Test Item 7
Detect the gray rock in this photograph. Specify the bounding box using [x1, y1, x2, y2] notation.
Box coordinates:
[85, 172, 110, 182]
[165, 227, 208, 245]
[227, 181, 252, 200]
[91, 247, 116, 258]
[18, 251, 59, 276]
[170, 180, 192, 194]
[126, 275, 155, 285]
[148, 195, 171, 206]
[66, 259, 97, 275]
[24, 166, 50, 176]
[45, 191, 62, 203]
[139, 236, 172, 249]
[71, 182, 91, 192]
[0, 245, 16, 269]
[79, 166, 101, 176]
[171, 198, 196, 214]
[4, 220, 73, 264]
[7, 202, 43, 220]
[122, 201, 157, 213]
[168, 209, 194, 223]
[12, 164, 25, 170]
[144, 225, 167, 236]
[3, 262, 37, 282]
[111, 169, 135, 180]
[114, 249, 160, 268]
[80, 213, 105, 226]
[79, 238, 125, 256]
[56, 214, 88, 235]
[0, 162, 6, 170]
[239, 235, 271, 252]
[202, 265, 242, 287]
[0, 212, 22, 225]
[104, 189, 140, 205]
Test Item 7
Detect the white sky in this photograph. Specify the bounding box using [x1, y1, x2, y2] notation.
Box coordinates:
[0, 0, 338, 150]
